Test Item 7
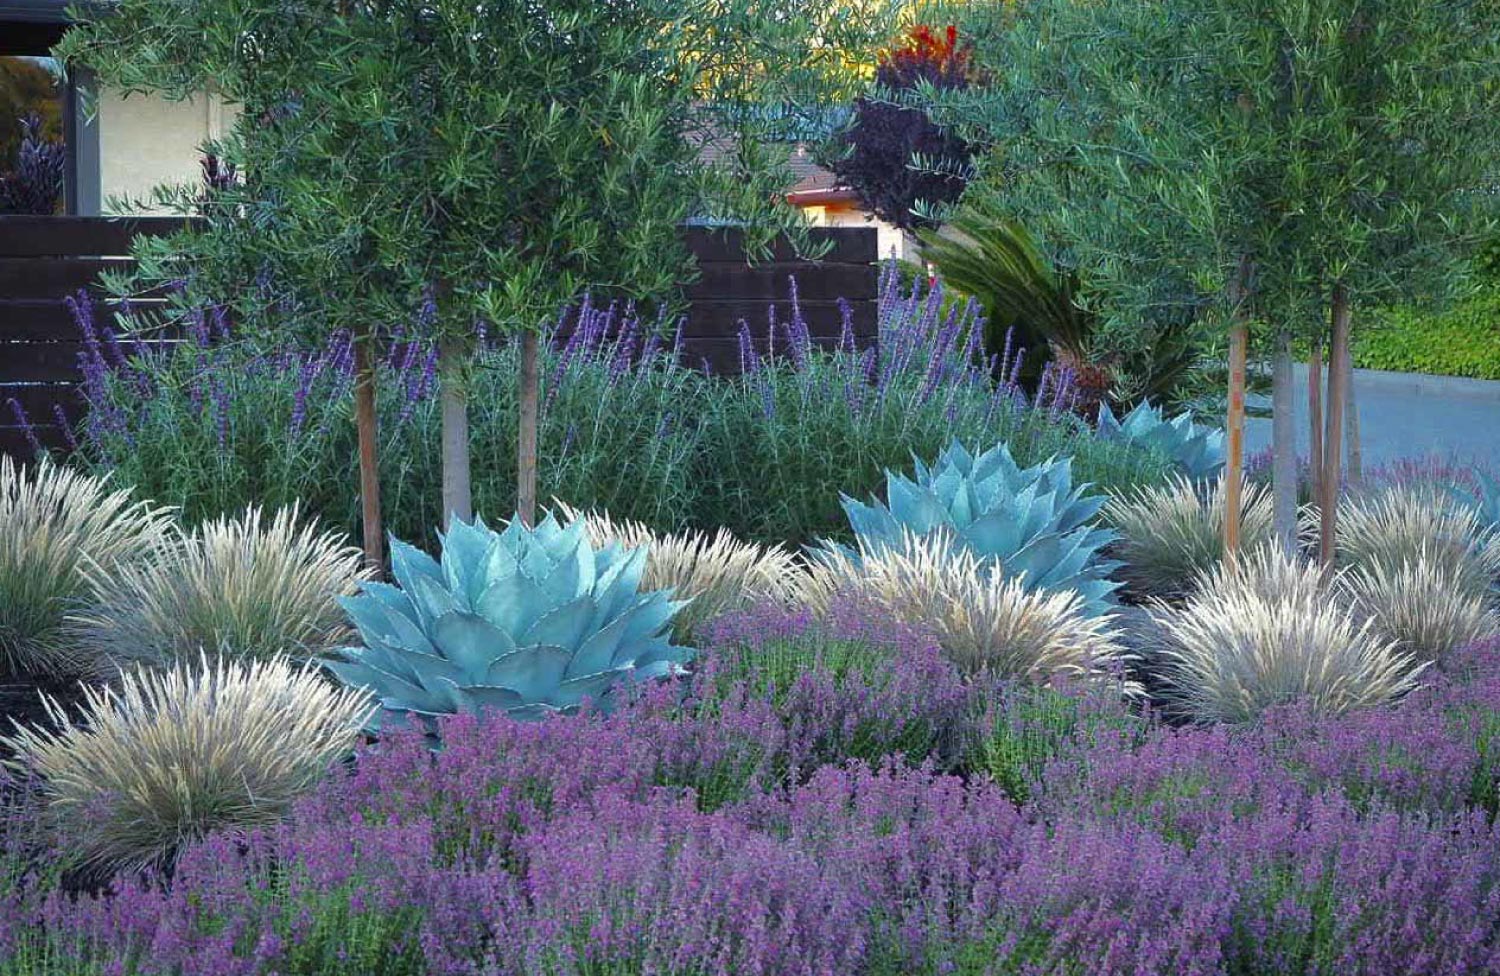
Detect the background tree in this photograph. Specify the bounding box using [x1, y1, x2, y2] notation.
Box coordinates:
[0, 58, 63, 162]
[938, 0, 1500, 554]
[823, 21, 980, 238]
[58, 0, 894, 541]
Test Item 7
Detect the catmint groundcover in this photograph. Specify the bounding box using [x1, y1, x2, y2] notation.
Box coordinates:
[4, 625, 1500, 976]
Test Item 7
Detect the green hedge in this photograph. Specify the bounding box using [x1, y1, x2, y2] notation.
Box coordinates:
[1355, 290, 1500, 379]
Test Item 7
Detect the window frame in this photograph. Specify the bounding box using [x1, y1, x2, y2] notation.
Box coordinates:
[0, 0, 100, 215]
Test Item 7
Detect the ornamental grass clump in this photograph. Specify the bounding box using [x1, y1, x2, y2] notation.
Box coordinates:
[1338, 549, 1499, 662]
[0, 456, 172, 679]
[1325, 483, 1500, 598]
[71, 504, 368, 668]
[803, 530, 1132, 687]
[0, 654, 372, 874]
[557, 503, 804, 640]
[1151, 547, 1426, 724]
[1104, 475, 1274, 600]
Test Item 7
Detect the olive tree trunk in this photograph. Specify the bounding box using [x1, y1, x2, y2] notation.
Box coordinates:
[1270, 331, 1298, 553]
[439, 335, 473, 527]
[353, 333, 385, 575]
[1319, 283, 1351, 568]
[517, 329, 540, 529]
[1344, 334, 1363, 486]
[1308, 340, 1324, 511]
[1223, 255, 1253, 557]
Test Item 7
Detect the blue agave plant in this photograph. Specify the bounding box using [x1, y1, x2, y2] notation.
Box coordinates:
[819, 440, 1121, 614]
[1449, 469, 1500, 531]
[326, 513, 692, 733]
[1096, 401, 1225, 481]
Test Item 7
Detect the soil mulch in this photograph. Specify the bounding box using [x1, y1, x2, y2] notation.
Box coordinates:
[1, 676, 85, 762]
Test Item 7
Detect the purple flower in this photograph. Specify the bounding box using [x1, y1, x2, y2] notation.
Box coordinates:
[187, 306, 212, 348]
[288, 356, 319, 437]
[6, 398, 42, 456]
[51, 405, 78, 452]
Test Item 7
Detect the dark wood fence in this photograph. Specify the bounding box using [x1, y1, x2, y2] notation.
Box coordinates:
[0, 218, 877, 459]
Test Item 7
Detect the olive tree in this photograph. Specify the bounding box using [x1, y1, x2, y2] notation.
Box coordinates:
[940, 0, 1500, 555]
[59, 0, 895, 553]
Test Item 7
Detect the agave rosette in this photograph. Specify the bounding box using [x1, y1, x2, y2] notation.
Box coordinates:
[326, 513, 692, 731]
[818, 440, 1121, 615]
[1096, 401, 1225, 482]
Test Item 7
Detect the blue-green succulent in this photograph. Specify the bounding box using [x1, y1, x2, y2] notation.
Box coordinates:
[1096, 401, 1225, 482]
[1449, 469, 1500, 531]
[326, 513, 693, 733]
[819, 440, 1121, 614]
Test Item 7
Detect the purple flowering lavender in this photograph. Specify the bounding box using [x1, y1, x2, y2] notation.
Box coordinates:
[287, 355, 320, 436]
[7, 633, 1500, 975]
[5, 398, 42, 456]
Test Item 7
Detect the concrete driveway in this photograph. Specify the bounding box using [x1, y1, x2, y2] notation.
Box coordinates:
[1244, 364, 1500, 472]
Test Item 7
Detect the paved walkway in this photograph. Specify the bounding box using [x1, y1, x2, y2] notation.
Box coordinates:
[1244, 365, 1500, 472]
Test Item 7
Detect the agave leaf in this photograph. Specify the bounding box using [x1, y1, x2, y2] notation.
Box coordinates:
[325, 657, 448, 713]
[842, 498, 901, 544]
[431, 611, 515, 680]
[368, 707, 444, 735]
[439, 518, 496, 609]
[614, 596, 683, 657]
[408, 574, 460, 634]
[542, 544, 589, 605]
[592, 545, 650, 622]
[569, 613, 630, 677]
[483, 644, 572, 698]
[627, 656, 687, 680]
[523, 596, 596, 651]
[504, 702, 565, 722]
[443, 680, 527, 715]
[385, 606, 440, 656]
[963, 512, 1028, 561]
[531, 513, 571, 550]
[390, 537, 444, 595]
[554, 667, 631, 708]
[1055, 490, 1108, 532]
[338, 595, 403, 645]
[353, 631, 457, 685]
[886, 479, 950, 535]
[356, 581, 417, 618]
[474, 572, 551, 638]
[481, 535, 522, 588]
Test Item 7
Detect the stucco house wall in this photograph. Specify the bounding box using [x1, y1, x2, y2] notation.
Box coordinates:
[97, 89, 233, 213]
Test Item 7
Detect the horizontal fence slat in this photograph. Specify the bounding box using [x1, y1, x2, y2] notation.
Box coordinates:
[0, 340, 178, 382]
[0, 384, 87, 421]
[0, 425, 70, 460]
[0, 298, 179, 340]
[680, 226, 877, 265]
[683, 332, 876, 375]
[0, 258, 136, 298]
[687, 264, 876, 301]
[0, 217, 195, 257]
[683, 299, 877, 340]
[0, 220, 880, 452]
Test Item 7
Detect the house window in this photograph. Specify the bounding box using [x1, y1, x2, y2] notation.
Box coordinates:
[0, 55, 67, 213]
[0, 1, 99, 215]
